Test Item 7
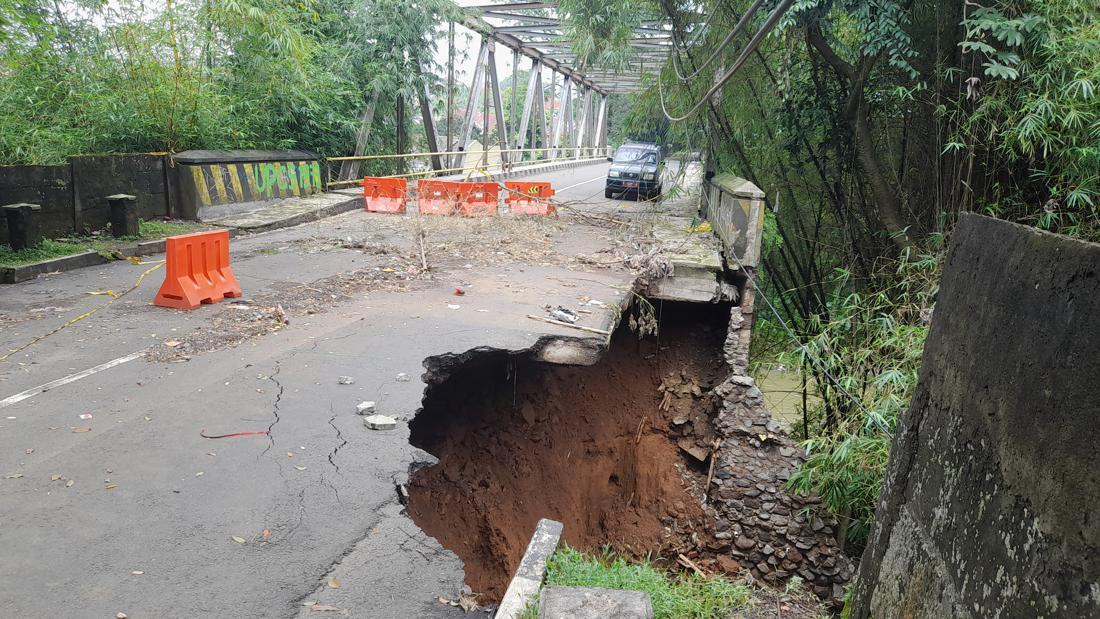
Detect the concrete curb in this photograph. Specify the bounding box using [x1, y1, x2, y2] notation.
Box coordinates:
[1, 237, 179, 285]
[224, 195, 363, 234]
[496, 518, 564, 619]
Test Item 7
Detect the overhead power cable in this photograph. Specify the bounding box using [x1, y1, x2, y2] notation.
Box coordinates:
[659, 0, 795, 122]
[669, 0, 767, 83]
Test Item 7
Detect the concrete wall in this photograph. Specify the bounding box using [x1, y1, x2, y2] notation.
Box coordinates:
[703, 174, 765, 268]
[0, 165, 73, 243]
[1, 155, 169, 242]
[72, 155, 169, 230]
[850, 214, 1100, 618]
[172, 150, 322, 220]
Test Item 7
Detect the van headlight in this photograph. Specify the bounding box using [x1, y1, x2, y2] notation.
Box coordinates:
[608, 170, 620, 178]
[643, 172, 655, 180]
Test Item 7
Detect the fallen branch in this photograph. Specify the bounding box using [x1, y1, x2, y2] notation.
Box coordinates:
[677, 553, 708, 576]
[526, 314, 611, 336]
[200, 429, 271, 439]
[634, 415, 648, 444]
[704, 439, 721, 501]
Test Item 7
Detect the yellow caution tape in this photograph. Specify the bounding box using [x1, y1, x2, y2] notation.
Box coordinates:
[0, 262, 164, 362]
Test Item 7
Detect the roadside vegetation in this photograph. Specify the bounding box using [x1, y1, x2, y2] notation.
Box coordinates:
[558, 0, 1099, 556]
[0, 0, 454, 168]
[0, 219, 206, 267]
[523, 547, 754, 619]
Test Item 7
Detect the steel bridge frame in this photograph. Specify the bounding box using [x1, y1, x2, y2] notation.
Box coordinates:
[339, 1, 675, 181]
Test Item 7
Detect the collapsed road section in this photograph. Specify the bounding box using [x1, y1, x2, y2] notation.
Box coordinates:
[406, 301, 733, 599]
[405, 303, 855, 607]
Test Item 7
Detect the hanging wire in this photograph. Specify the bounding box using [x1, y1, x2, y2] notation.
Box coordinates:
[668, 0, 767, 83]
[659, 0, 796, 122]
[701, 190, 896, 438]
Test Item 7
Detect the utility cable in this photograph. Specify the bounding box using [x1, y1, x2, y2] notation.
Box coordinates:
[669, 0, 767, 83]
[659, 0, 795, 122]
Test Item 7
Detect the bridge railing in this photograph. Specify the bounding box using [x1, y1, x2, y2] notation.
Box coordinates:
[325, 146, 611, 189]
[701, 173, 766, 269]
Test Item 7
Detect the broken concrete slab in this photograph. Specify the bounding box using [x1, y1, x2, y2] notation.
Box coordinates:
[355, 401, 376, 415]
[363, 414, 396, 430]
[538, 587, 655, 619]
[495, 519, 564, 619]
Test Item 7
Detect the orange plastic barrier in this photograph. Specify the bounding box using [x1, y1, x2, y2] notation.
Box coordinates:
[153, 230, 242, 309]
[362, 177, 408, 213]
[505, 181, 556, 216]
[416, 180, 458, 215]
[452, 182, 499, 217]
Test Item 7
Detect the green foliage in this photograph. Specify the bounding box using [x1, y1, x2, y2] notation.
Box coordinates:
[557, 0, 655, 70]
[957, 0, 1100, 238]
[779, 251, 939, 545]
[540, 547, 753, 619]
[0, 239, 86, 267]
[0, 218, 207, 266]
[0, 0, 451, 164]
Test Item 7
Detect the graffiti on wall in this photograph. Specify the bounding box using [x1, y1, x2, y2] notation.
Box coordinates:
[188, 160, 322, 208]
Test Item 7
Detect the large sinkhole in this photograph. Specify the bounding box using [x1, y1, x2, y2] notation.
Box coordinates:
[407, 301, 733, 599]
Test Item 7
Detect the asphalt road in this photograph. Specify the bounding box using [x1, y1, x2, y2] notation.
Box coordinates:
[0, 161, 671, 618]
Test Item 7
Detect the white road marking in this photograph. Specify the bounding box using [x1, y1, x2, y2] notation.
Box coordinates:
[0, 351, 145, 410]
[557, 175, 606, 192]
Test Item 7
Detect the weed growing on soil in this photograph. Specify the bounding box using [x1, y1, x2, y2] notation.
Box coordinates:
[0, 220, 207, 267]
[0, 239, 86, 267]
[537, 547, 753, 619]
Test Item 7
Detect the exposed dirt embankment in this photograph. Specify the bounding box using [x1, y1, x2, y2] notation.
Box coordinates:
[406, 302, 733, 599]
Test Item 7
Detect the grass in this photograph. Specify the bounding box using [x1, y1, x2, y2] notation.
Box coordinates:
[521, 547, 753, 619]
[0, 219, 209, 267]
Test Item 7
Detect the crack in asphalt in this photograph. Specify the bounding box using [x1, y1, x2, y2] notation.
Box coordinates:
[285, 487, 307, 539]
[261, 361, 286, 460]
[319, 403, 348, 503]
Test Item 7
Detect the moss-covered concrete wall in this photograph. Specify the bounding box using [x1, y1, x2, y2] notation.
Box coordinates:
[850, 214, 1100, 618]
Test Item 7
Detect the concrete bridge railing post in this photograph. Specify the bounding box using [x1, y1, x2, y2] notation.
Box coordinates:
[2, 203, 43, 250]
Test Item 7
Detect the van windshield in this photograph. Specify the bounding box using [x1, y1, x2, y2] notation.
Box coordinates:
[613, 147, 657, 164]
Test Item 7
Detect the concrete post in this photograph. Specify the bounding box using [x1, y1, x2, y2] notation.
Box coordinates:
[107, 194, 139, 238]
[2, 203, 43, 250]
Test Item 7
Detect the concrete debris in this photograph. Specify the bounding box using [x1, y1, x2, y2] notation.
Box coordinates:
[356, 401, 377, 415]
[395, 373, 410, 382]
[677, 438, 710, 463]
[363, 414, 397, 430]
[337, 376, 355, 385]
[538, 586, 655, 619]
[548, 306, 578, 324]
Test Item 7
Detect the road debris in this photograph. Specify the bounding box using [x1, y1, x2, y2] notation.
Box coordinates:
[453, 287, 465, 296]
[79, 413, 93, 420]
[337, 376, 355, 385]
[71, 427, 92, 433]
[356, 401, 376, 415]
[547, 306, 578, 323]
[363, 414, 397, 430]
[200, 428, 270, 439]
[395, 373, 410, 382]
[526, 314, 611, 336]
[232, 536, 246, 544]
[327, 576, 341, 589]
[308, 604, 342, 613]
[447, 304, 461, 310]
